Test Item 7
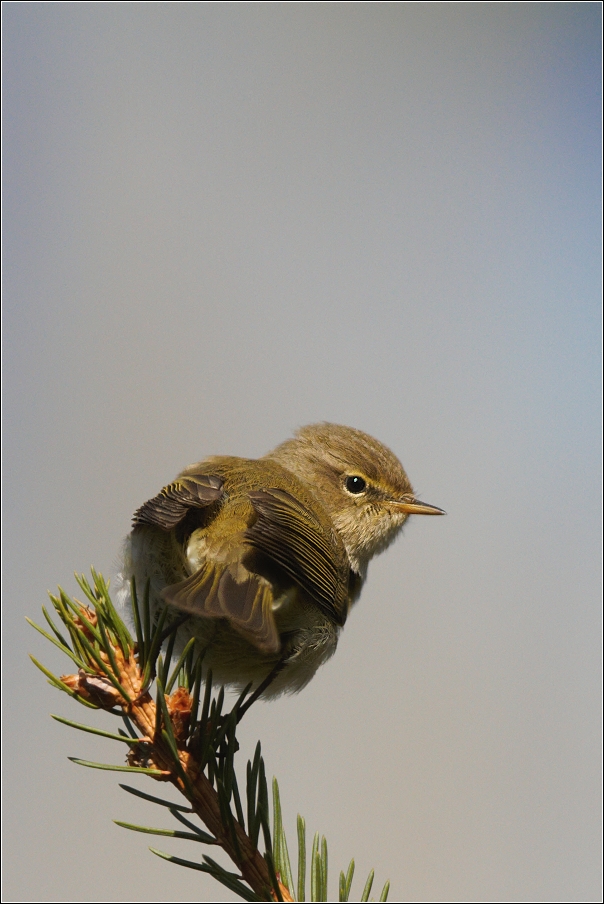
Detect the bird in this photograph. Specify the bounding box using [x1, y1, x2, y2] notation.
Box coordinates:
[115, 423, 444, 698]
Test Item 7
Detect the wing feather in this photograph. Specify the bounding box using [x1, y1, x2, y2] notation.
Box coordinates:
[244, 487, 349, 626]
[132, 474, 223, 530]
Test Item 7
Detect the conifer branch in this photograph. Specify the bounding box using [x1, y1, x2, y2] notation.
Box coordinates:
[29, 570, 390, 902]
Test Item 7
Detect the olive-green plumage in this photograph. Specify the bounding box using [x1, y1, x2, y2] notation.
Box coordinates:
[116, 423, 444, 697]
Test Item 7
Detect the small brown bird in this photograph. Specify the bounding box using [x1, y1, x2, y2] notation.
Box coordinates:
[116, 423, 444, 697]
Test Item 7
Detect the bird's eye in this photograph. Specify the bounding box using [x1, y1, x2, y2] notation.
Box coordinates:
[345, 475, 367, 494]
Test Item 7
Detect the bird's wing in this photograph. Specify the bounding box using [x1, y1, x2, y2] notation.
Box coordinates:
[132, 474, 224, 530]
[244, 487, 349, 626]
[133, 471, 280, 653]
[161, 561, 279, 655]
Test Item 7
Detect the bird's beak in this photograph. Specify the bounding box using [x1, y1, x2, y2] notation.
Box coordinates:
[392, 498, 446, 515]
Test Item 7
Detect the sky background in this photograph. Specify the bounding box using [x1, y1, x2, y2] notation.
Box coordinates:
[3, 3, 601, 902]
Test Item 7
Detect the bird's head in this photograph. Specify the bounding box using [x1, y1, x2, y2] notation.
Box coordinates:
[266, 423, 444, 574]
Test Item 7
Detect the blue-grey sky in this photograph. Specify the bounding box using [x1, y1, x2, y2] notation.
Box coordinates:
[3, 4, 601, 902]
